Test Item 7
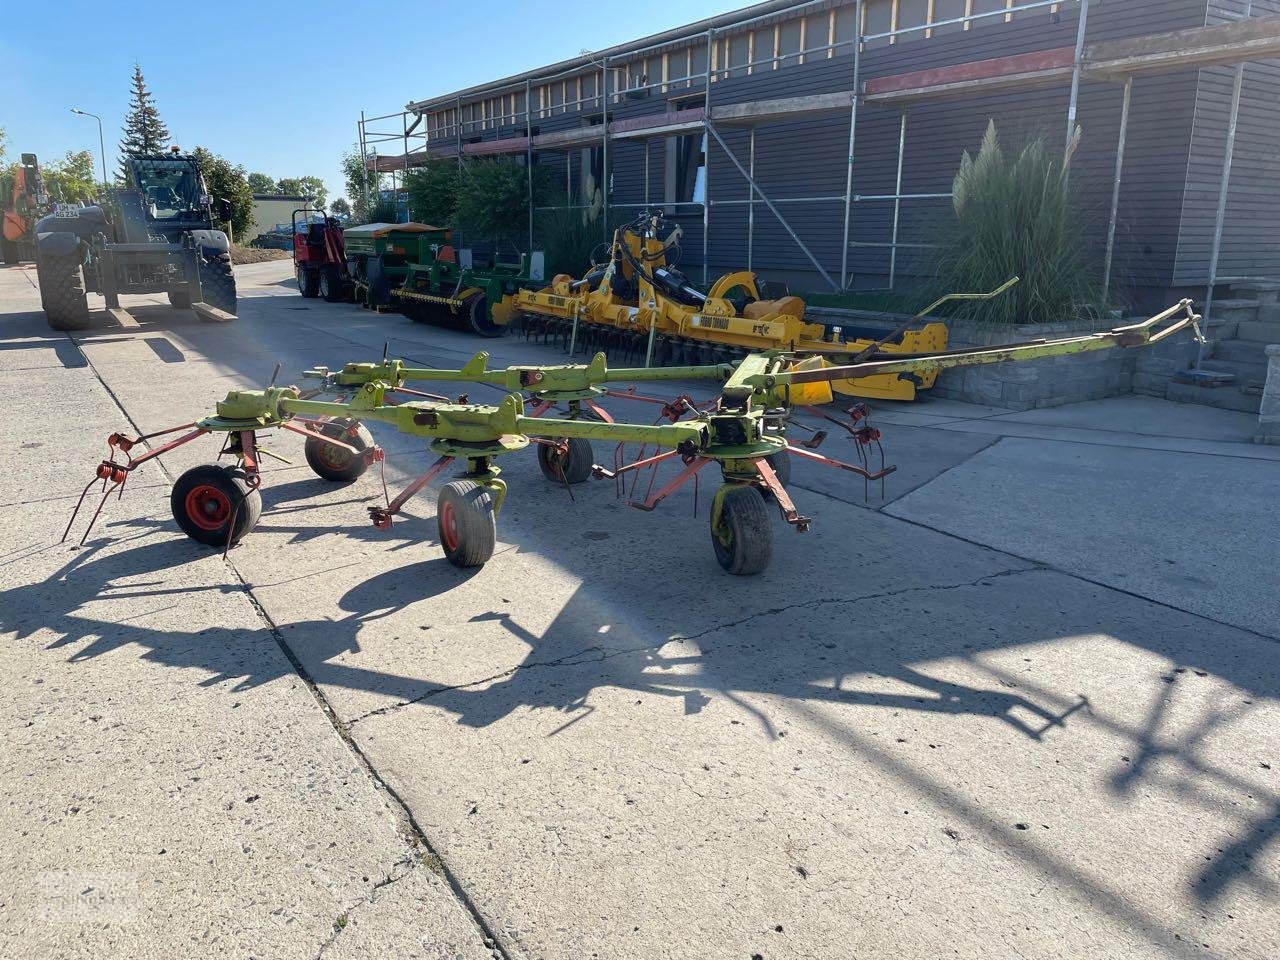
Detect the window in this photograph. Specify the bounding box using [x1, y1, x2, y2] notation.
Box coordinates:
[666, 133, 705, 207]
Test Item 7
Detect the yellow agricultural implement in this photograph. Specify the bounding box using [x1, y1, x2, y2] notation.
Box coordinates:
[509, 212, 961, 401]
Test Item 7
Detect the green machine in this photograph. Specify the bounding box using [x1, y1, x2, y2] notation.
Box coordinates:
[341, 221, 539, 337]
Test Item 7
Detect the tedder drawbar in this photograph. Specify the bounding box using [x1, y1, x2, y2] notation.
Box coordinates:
[63, 302, 1201, 575]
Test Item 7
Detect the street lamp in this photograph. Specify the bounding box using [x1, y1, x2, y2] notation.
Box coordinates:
[70, 108, 109, 192]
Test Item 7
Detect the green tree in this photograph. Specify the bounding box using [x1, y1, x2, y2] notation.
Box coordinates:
[118, 64, 170, 179]
[276, 175, 327, 207]
[43, 150, 98, 204]
[247, 171, 276, 194]
[403, 159, 458, 226]
[341, 146, 382, 222]
[191, 147, 254, 242]
[453, 157, 554, 247]
[329, 197, 350, 217]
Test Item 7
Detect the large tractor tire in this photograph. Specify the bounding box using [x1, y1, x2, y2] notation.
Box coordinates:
[319, 265, 345, 302]
[198, 254, 237, 316]
[297, 264, 320, 298]
[37, 252, 91, 331]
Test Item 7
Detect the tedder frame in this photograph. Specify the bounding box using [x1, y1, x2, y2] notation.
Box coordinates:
[63, 301, 1201, 576]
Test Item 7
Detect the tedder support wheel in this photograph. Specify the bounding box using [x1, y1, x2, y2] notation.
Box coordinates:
[199, 254, 237, 315]
[537, 437, 593, 485]
[304, 419, 375, 482]
[437, 479, 496, 568]
[37, 252, 91, 331]
[319, 266, 344, 302]
[710, 484, 772, 576]
[171, 464, 262, 547]
[168, 289, 192, 309]
[297, 265, 320, 298]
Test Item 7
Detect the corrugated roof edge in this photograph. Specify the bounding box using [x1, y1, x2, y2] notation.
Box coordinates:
[404, 0, 817, 114]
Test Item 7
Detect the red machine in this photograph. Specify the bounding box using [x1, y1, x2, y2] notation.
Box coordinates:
[293, 209, 349, 302]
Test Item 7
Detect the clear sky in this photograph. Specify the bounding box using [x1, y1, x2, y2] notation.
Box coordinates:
[1, 0, 742, 205]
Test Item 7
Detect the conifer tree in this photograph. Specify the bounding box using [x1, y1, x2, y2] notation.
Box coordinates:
[118, 65, 170, 179]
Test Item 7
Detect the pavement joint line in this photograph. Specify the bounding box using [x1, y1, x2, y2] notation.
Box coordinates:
[883, 502, 1280, 646]
[788, 432, 1280, 644]
[0, 479, 173, 511]
[65, 327, 519, 960]
[787, 434, 1003, 510]
[912, 418, 1278, 463]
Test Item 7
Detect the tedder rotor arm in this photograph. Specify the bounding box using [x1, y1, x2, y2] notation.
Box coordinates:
[278, 390, 710, 452]
[755, 300, 1203, 396]
[306, 350, 734, 398]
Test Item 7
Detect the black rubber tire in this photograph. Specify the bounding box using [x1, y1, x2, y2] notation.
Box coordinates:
[37, 252, 91, 331]
[537, 437, 594, 485]
[170, 464, 261, 547]
[303, 419, 374, 482]
[710, 484, 773, 576]
[297, 264, 320, 298]
[437, 480, 496, 568]
[462, 292, 502, 338]
[199, 254, 237, 315]
[168, 289, 192, 309]
[319, 265, 344, 302]
[1, 237, 17, 265]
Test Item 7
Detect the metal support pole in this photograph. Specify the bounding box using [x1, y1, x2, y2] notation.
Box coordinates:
[889, 110, 907, 291]
[643, 315, 658, 368]
[1064, 0, 1090, 160]
[359, 111, 370, 214]
[526, 79, 534, 254]
[747, 127, 756, 272]
[705, 122, 836, 290]
[702, 29, 714, 284]
[644, 140, 650, 208]
[455, 96, 463, 168]
[1102, 76, 1132, 305]
[841, 0, 863, 290]
[602, 57, 610, 239]
[1199, 60, 1246, 366]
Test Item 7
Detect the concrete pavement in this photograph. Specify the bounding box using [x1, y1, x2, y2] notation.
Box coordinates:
[1, 259, 1276, 959]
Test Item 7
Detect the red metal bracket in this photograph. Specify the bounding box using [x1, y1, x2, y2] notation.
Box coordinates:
[754, 457, 810, 531]
[62, 424, 210, 545]
[369, 454, 454, 529]
[623, 456, 710, 513]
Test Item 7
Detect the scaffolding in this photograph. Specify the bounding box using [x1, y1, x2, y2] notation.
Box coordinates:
[358, 1, 1280, 315]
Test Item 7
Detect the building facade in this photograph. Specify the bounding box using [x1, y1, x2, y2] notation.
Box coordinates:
[362, 0, 1280, 308]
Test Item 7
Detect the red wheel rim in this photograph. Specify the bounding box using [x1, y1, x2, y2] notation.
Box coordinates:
[314, 436, 353, 471]
[439, 500, 459, 552]
[184, 484, 232, 531]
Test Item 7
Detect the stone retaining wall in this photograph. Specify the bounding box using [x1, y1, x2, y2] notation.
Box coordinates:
[930, 317, 1135, 410]
[804, 306, 1203, 411]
